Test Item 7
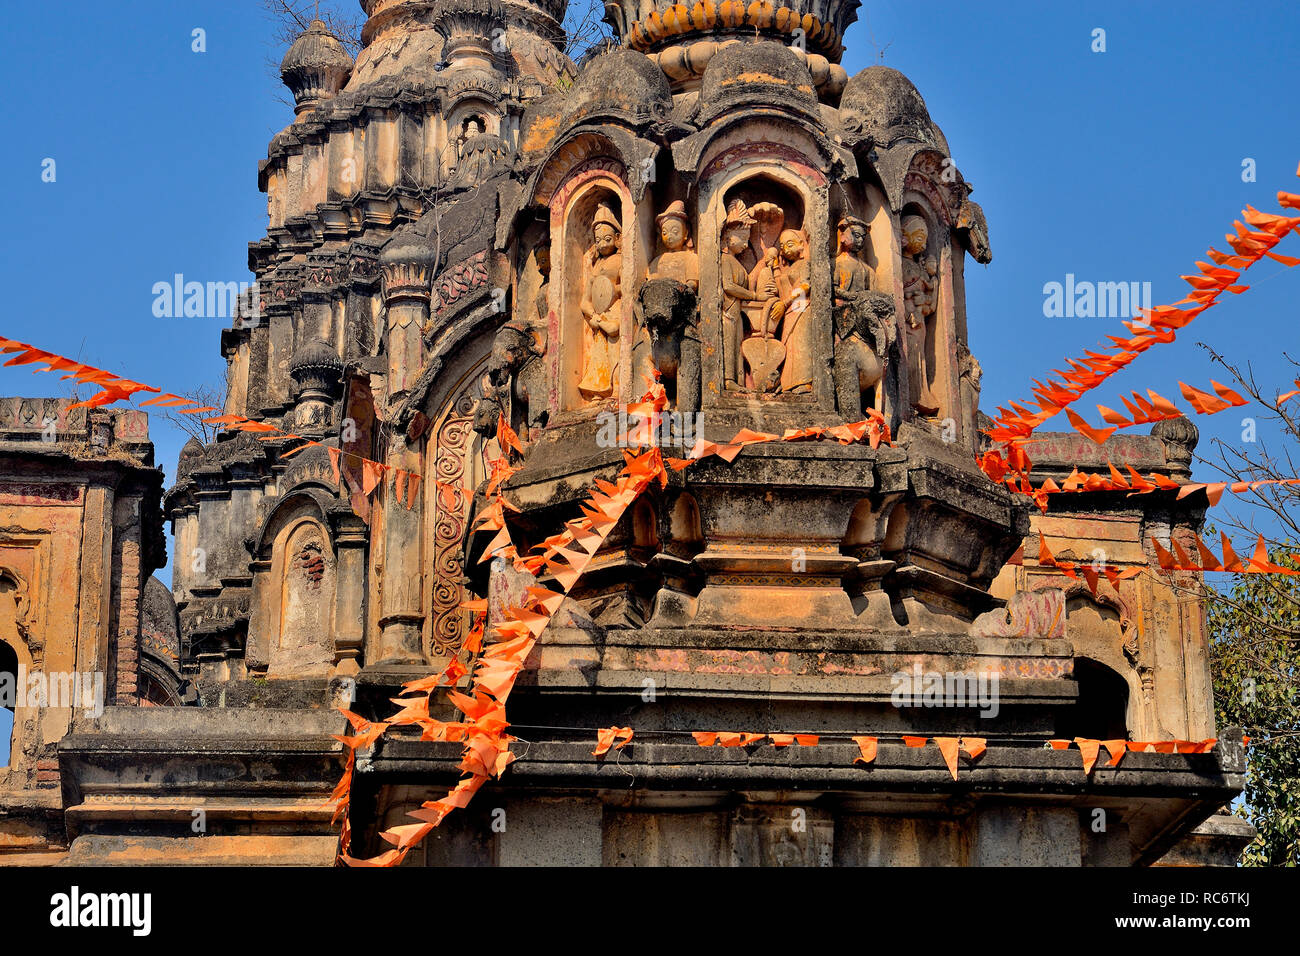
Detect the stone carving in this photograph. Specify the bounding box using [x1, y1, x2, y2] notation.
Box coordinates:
[431, 389, 477, 657]
[431, 249, 492, 318]
[901, 214, 940, 415]
[743, 227, 812, 394]
[724, 197, 811, 394]
[578, 203, 623, 402]
[646, 200, 699, 291]
[635, 278, 700, 413]
[472, 316, 548, 442]
[832, 216, 895, 419]
[719, 203, 763, 390]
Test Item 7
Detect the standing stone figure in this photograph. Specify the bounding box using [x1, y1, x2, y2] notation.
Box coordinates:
[719, 203, 762, 390]
[578, 203, 623, 401]
[775, 228, 813, 393]
[901, 215, 940, 415]
[832, 216, 894, 418]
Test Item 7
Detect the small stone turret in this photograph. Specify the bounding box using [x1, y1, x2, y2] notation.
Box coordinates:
[280, 19, 354, 116]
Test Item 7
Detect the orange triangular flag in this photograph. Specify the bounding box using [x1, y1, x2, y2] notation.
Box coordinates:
[1074, 738, 1101, 775]
[959, 737, 986, 761]
[1101, 739, 1126, 767]
[934, 737, 960, 780]
[852, 736, 878, 765]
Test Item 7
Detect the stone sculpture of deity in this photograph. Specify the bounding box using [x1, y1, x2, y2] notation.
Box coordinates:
[833, 215, 894, 417]
[719, 202, 762, 390]
[647, 200, 699, 291]
[901, 214, 940, 416]
[578, 203, 623, 401]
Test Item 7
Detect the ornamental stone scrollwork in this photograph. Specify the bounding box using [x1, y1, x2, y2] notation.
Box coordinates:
[431, 250, 492, 319]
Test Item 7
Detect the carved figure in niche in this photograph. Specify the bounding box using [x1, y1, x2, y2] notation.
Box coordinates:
[448, 115, 509, 191]
[647, 200, 699, 291]
[832, 216, 896, 419]
[472, 248, 550, 443]
[901, 215, 940, 416]
[578, 203, 623, 402]
[719, 203, 763, 390]
[774, 229, 813, 393]
[635, 279, 700, 412]
[740, 225, 810, 394]
[743, 232, 786, 393]
[747, 202, 786, 273]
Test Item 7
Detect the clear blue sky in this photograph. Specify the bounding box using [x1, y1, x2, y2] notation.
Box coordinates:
[0, 2, 1298, 751]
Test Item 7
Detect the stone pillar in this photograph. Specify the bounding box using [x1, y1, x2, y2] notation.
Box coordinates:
[374, 229, 437, 664]
[332, 513, 368, 674]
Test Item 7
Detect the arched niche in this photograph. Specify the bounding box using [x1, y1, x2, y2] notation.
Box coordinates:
[270, 517, 337, 677]
[444, 100, 502, 177]
[665, 492, 703, 559]
[632, 498, 659, 553]
[1062, 591, 1147, 739]
[549, 165, 636, 414]
[696, 141, 832, 405]
[248, 492, 340, 678]
[1057, 656, 1131, 742]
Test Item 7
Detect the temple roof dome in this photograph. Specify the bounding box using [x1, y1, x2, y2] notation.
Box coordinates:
[839, 65, 948, 153]
[698, 40, 817, 121]
[563, 48, 673, 125]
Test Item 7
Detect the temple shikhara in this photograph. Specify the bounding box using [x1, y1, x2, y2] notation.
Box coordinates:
[0, 0, 1254, 866]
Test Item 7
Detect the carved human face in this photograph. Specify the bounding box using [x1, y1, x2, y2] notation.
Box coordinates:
[903, 218, 929, 257]
[779, 230, 806, 264]
[841, 224, 867, 254]
[723, 226, 749, 256]
[593, 223, 619, 258]
[659, 217, 687, 251]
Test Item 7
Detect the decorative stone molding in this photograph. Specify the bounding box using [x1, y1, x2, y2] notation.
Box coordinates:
[380, 229, 438, 306]
[431, 0, 508, 72]
[1152, 415, 1199, 477]
[613, 0, 859, 62]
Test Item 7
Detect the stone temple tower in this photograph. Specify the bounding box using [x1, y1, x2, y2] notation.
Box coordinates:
[0, 0, 1246, 866]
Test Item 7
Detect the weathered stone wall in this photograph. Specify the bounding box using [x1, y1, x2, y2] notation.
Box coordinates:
[0, 400, 168, 858]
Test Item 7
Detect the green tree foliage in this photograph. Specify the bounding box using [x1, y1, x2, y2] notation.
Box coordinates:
[1209, 545, 1300, 866]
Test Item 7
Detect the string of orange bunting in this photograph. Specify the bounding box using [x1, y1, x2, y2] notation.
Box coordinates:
[7, 175, 1300, 867]
[0, 325, 1286, 865]
[980, 172, 1300, 516]
[590, 727, 1229, 779]
[324, 380, 897, 865]
[0, 334, 430, 509]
